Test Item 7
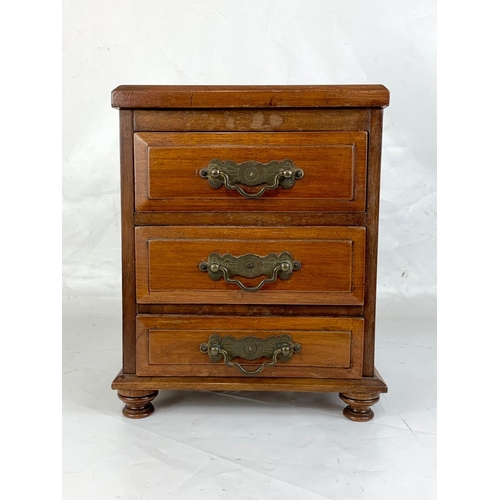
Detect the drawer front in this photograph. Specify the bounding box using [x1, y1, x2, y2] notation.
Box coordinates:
[136, 315, 364, 379]
[134, 131, 367, 212]
[136, 226, 365, 305]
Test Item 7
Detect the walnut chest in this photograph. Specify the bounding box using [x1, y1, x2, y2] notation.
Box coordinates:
[111, 85, 389, 421]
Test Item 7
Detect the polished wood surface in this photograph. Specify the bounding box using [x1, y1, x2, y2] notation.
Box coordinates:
[112, 368, 388, 393]
[117, 390, 159, 418]
[112, 84, 390, 109]
[134, 131, 367, 213]
[339, 392, 380, 422]
[112, 84, 389, 420]
[119, 110, 136, 374]
[135, 226, 366, 305]
[133, 109, 370, 132]
[134, 212, 367, 227]
[136, 315, 364, 379]
[136, 304, 364, 316]
[363, 109, 383, 377]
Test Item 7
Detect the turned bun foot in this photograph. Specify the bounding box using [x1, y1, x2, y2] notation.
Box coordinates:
[339, 392, 380, 422]
[117, 390, 159, 418]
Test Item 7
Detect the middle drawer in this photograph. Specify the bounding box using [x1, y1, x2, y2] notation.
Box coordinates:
[136, 226, 365, 305]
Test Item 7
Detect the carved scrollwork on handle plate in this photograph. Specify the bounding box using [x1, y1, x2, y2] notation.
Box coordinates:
[200, 334, 302, 375]
[199, 251, 302, 292]
[199, 159, 304, 199]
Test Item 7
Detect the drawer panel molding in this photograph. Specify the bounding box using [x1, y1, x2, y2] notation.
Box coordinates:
[134, 131, 367, 213]
[135, 226, 366, 305]
[136, 315, 364, 379]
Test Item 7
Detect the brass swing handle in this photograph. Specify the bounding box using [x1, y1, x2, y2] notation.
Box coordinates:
[199, 251, 302, 292]
[199, 159, 304, 199]
[200, 334, 302, 375]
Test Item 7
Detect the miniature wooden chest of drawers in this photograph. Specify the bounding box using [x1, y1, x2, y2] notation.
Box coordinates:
[111, 85, 389, 421]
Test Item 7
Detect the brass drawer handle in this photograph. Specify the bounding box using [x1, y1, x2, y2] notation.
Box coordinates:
[199, 251, 301, 292]
[200, 334, 302, 375]
[199, 159, 304, 199]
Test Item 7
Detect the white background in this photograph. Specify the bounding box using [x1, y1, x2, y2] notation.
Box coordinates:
[62, 1, 436, 499]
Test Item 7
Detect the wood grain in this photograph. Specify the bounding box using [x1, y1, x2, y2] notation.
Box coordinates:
[133, 109, 370, 132]
[135, 226, 366, 305]
[119, 110, 136, 374]
[111, 368, 388, 393]
[111, 85, 390, 109]
[363, 109, 383, 377]
[111, 84, 390, 418]
[134, 212, 366, 227]
[136, 315, 364, 379]
[134, 131, 367, 213]
[136, 304, 364, 316]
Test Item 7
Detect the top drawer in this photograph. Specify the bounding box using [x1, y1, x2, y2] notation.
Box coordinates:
[134, 132, 367, 213]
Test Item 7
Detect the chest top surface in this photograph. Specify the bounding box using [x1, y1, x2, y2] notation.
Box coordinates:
[111, 84, 390, 109]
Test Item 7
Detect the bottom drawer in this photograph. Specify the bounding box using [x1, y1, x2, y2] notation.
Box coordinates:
[136, 315, 364, 379]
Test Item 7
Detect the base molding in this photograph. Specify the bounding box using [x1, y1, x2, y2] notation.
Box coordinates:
[112, 369, 387, 420]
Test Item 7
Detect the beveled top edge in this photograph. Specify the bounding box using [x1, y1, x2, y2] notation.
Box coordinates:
[111, 85, 390, 109]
